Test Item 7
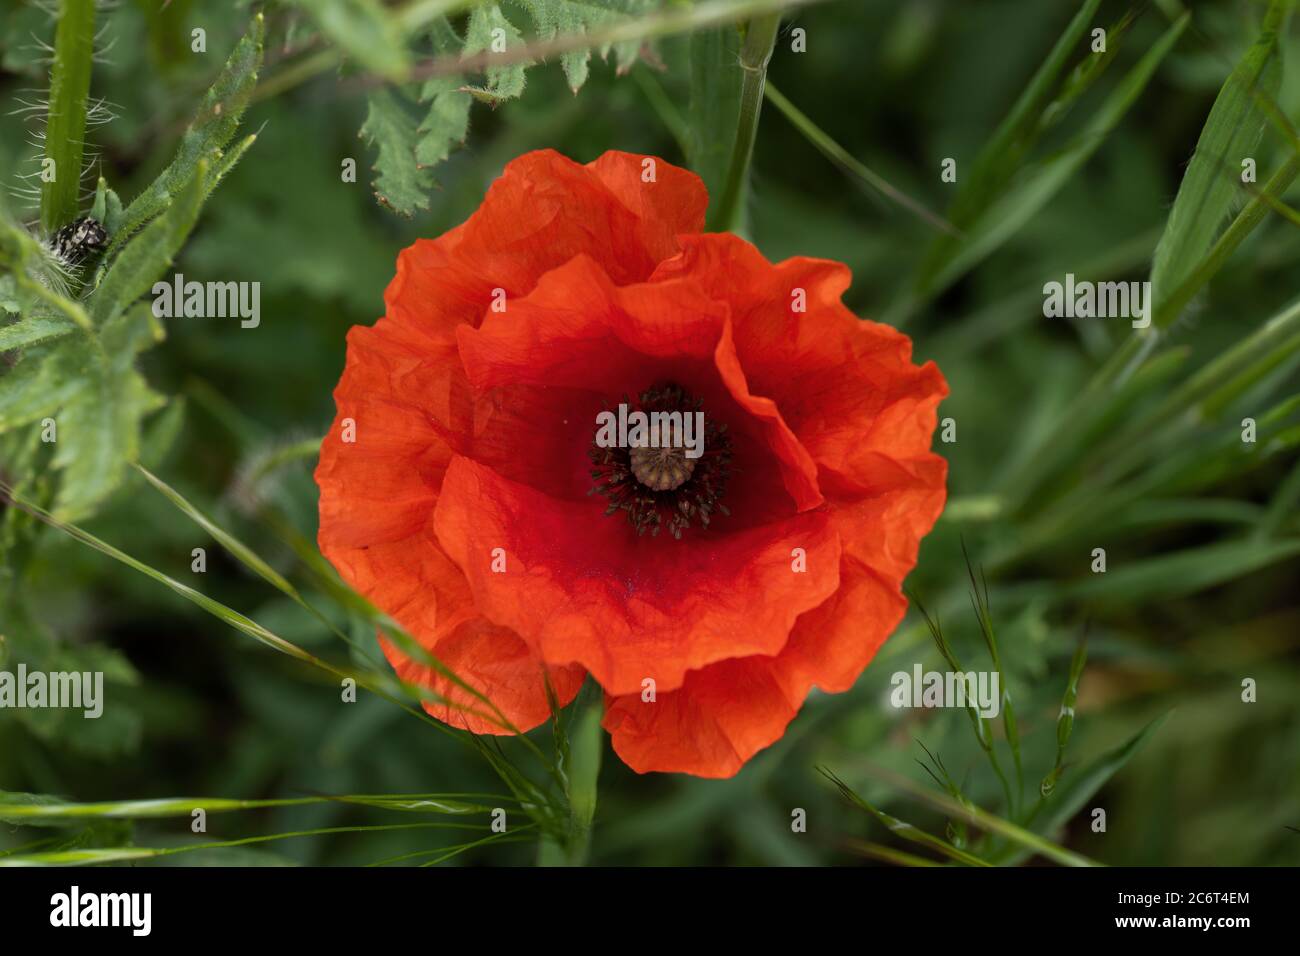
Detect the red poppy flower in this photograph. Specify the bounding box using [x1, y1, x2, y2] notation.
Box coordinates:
[315, 149, 948, 778]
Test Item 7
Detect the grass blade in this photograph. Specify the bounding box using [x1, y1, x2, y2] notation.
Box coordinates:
[1149, 0, 1288, 314]
[764, 81, 956, 235]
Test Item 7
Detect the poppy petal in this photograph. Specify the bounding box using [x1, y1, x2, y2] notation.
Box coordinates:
[432, 455, 842, 696]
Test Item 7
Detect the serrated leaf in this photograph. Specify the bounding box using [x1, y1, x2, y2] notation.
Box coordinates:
[361, 88, 433, 216]
[518, 0, 624, 92]
[114, 14, 264, 244]
[416, 79, 471, 167]
[2, 154, 186, 519]
[289, 0, 410, 81]
[416, 17, 471, 168]
[0, 338, 91, 430]
[49, 305, 166, 520]
[463, 4, 528, 101]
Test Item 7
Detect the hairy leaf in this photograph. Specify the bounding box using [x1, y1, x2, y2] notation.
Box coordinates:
[361, 87, 434, 216]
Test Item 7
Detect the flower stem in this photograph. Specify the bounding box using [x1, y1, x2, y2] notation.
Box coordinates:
[41, 0, 97, 234]
[534, 683, 604, 866]
[708, 13, 782, 234]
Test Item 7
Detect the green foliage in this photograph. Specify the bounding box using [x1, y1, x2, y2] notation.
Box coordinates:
[40, 0, 96, 234]
[356, 1, 677, 216]
[290, 0, 412, 82]
[361, 87, 435, 216]
[909, 12, 1190, 313]
[0, 16, 264, 521]
[1150, 0, 1289, 319]
[687, 25, 743, 205]
[2, 0, 1300, 868]
[415, 17, 473, 167]
[463, 2, 531, 100]
[112, 13, 265, 248]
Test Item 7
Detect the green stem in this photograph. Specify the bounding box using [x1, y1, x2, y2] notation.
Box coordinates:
[706, 13, 781, 233]
[562, 691, 604, 865]
[764, 81, 958, 235]
[537, 685, 604, 866]
[41, 0, 96, 235]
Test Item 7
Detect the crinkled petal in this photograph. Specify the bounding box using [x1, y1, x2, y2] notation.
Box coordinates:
[384, 151, 708, 348]
[603, 553, 910, 776]
[457, 254, 822, 519]
[316, 317, 582, 734]
[432, 455, 841, 696]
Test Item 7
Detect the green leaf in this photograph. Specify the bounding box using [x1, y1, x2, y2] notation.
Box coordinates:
[202, 132, 260, 203]
[1149, 0, 1287, 318]
[0, 314, 77, 352]
[89, 160, 208, 327]
[820, 769, 993, 867]
[518, 0, 625, 92]
[1002, 713, 1170, 865]
[921, 13, 1189, 300]
[289, 0, 411, 81]
[462, 3, 528, 102]
[686, 25, 742, 205]
[0, 287, 171, 523]
[40, 0, 96, 234]
[49, 306, 166, 519]
[927, 0, 1102, 250]
[113, 14, 264, 245]
[415, 17, 472, 168]
[0, 158, 214, 519]
[1055, 538, 1300, 603]
[361, 88, 434, 216]
[0, 338, 92, 431]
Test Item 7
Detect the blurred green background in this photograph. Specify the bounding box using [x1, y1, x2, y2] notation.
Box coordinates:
[1, 0, 1298, 866]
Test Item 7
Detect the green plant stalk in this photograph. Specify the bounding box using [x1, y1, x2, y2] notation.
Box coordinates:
[537, 684, 603, 865]
[846, 840, 942, 867]
[707, 13, 781, 233]
[860, 763, 1101, 867]
[1155, 151, 1300, 326]
[764, 81, 956, 234]
[0, 822, 498, 867]
[563, 690, 604, 864]
[41, 0, 96, 235]
[2, 479, 570, 834]
[0, 792, 515, 823]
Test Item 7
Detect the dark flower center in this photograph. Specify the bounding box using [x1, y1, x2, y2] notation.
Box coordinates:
[629, 442, 695, 491]
[589, 382, 733, 539]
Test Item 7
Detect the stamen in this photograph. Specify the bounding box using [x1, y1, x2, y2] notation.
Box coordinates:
[589, 383, 733, 539]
